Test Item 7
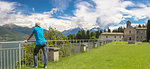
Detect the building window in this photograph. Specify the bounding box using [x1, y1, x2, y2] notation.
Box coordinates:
[114, 36, 116, 38]
[141, 36, 142, 38]
[129, 30, 131, 33]
[129, 37, 132, 40]
[137, 31, 138, 34]
[137, 36, 138, 39]
[106, 36, 108, 38]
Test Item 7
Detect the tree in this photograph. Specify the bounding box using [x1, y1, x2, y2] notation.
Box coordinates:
[99, 30, 103, 34]
[44, 27, 71, 57]
[86, 30, 90, 39]
[147, 20, 150, 42]
[76, 30, 82, 39]
[76, 30, 86, 39]
[138, 24, 142, 28]
[104, 29, 106, 32]
[112, 29, 118, 32]
[81, 30, 86, 39]
[67, 34, 76, 39]
[44, 27, 67, 40]
[118, 27, 124, 33]
[90, 36, 97, 39]
[96, 31, 100, 38]
[142, 24, 146, 27]
[91, 32, 95, 37]
[108, 27, 111, 32]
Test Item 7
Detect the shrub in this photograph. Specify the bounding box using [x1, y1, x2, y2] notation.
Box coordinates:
[142, 39, 147, 42]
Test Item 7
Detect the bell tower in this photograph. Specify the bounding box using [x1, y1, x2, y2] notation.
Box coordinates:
[126, 20, 131, 28]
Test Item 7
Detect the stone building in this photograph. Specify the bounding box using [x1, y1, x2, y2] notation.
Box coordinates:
[136, 28, 147, 42]
[123, 20, 147, 42]
[99, 20, 147, 42]
[123, 20, 136, 42]
[99, 33, 124, 41]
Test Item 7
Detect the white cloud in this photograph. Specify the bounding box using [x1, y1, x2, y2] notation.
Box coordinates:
[70, 0, 150, 30]
[43, 8, 59, 15]
[0, 0, 150, 32]
[71, 0, 135, 30]
[0, 1, 16, 12]
[0, 1, 75, 32]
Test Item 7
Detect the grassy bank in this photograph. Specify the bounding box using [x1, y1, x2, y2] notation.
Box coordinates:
[28, 42, 150, 69]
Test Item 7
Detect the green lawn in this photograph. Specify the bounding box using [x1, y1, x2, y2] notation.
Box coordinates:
[29, 42, 150, 69]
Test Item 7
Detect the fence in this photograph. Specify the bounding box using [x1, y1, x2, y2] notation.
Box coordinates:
[0, 39, 112, 69]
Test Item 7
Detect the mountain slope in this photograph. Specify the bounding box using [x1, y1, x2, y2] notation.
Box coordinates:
[62, 27, 83, 36]
[0, 24, 34, 41]
[62, 27, 102, 36]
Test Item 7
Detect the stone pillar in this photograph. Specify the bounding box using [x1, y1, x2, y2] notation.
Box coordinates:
[93, 42, 97, 48]
[103, 41, 105, 44]
[100, 42, 102, 46]
[81, 44, 87, 52]
[48, 47, 60, 61]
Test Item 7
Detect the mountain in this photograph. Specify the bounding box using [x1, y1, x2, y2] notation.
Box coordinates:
[62, 27, 102, 36]
[0, 24, 34, 41]
[0, 23, 102, 41]
[89, 27, 102, 32]
[3, 24, 33, 35]
[62, 27, 83, 36]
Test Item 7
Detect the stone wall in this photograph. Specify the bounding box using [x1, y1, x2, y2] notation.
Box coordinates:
[123, 27, 136, 42]
[136, 29, 147, 42]
[99, 34, 123, 41]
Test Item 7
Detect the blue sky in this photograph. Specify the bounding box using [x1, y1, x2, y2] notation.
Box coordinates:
[3, 0, 75, 16]
[0, 0, 150, 31]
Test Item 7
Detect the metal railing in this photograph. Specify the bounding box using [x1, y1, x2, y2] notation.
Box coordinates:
[0, 39, 112, 69]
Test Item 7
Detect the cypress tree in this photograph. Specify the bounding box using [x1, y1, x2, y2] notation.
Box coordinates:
[86, 30, 90, 39]
[104, 29, 106, 32]
[108, 27, 111, 32]
[96, 31, 100, 38]
[99, 30, 103, 34]
[138, 24, 142, 28]
[147, 20, 150, 42]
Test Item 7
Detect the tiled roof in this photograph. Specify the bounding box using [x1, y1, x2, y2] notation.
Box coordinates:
[102, 33, 124, 35]
[136, 28, 147, 30]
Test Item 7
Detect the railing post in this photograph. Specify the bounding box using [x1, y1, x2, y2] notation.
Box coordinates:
[12, 49, 14, 69]
[15, 49, 17, 69]
[55, 41, 57, 47]
[104, 41, 105, 44]
[0, 44, 2, 69]
[4, 49, 5, 69]
[18, 42, 21, 69]
[70, 40, 72, 56]
[80, 40, 81, 46]
[0, 49, 2, 69]
[7, 49, 9, 69]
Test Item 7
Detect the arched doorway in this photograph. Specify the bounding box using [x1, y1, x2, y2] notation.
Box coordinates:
[129, 37, 131, 41]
